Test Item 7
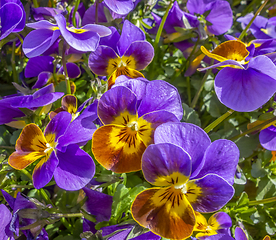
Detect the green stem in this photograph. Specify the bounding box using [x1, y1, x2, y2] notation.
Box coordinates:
[32, 0, 39, 8]
[239, 0, 269, 41]
[55, 213, 83, 218]
[72, 0, 80, 27]
[249, 196, 276, 206]
[95, 0, 99, 24]
[21, 169, 32, 180]
[186, 77, 191, 106]
[11, 41, 18, 83]
[39, 188, 54, 206]
[230, 115, 276, 141]
[204, 109, 235, 133]
[154, 0, 174, 49]
[0, 146, 15, 149]
[9, 184, 34, 189]
[62, 43, 71, 95]
[60, 217, 72, 231]
[190, 60, 214, 108]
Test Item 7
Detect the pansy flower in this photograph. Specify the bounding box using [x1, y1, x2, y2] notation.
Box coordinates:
[235, 227, 270, 240]
[88, 20, 154, 88]
[92, 78, 183, 173]
[0, 84, 64, 129]
[237, 13, 276, 39]
[24, 55, 80, 91]
[200, 40, 276, 112]
[8, 111, 95, 190]
[23, 14, 111, 58]
[0, 0, 26, 40]
[193, 212, 233, 240]
[131, 122, 239, 239]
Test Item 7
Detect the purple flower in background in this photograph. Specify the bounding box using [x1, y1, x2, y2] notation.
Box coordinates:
[1, 190, 49, 240]
[131, 122, 239, 239]
[0, 0, 26, 40]
[0, 204, 14, 240]
[259, 125, 276, 151]
[103, 0, 139, 15]
[88, 20, 154, 88]
[0, 84, 64, 128]
[187, 0, 233, 35]
[8, 111, 96, 190]
[237, 13, 276, 39]
[24, 55, 81, 90]
[23, 14, 111, 58]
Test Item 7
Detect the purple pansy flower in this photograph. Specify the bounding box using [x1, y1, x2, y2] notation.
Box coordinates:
[0, 0, 26, 40]
[237, 13, 276, 39]
[88, 20, 154, 88]
[1, 190, 49, 240]
[200, 40, 276, 112]
[0, 84, 64, 128]
[131, 122, 239, 239]
[259, 125, 276, 151]
[23, 14, 111, 58]
[8, 111, 95, 190]
[92, 77, 183, 173]
[0, 204, 14, 240]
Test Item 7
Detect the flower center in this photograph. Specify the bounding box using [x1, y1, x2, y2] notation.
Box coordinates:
[127, 121, 139, 132]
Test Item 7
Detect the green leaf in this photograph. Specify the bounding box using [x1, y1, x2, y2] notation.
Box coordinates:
[236, 192, 249, 208]
[251, 159, 267, 178]
[182, 103, 201, 126]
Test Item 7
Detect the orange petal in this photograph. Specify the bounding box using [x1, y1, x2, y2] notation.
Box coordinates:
[131, 187, 195, 239]
[9, 151, 45, 170]
[92, 124, 146, 173]
[15, 123, 47, 152]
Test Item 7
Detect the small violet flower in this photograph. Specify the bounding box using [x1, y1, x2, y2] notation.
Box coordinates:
[23, 13, 111, 58]
[92, 77, 183, 173]
[200, 40, 276, 112]
[8, 111, 96, 190]
[131, 122, 239, 239]
[88, 20, 154, 88]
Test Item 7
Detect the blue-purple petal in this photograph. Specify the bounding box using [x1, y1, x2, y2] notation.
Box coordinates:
[104, 0, 134, 15]
[259, 126, 276, 151]
[193, 139, 239, 185]
[25, 56, 54, 78]
[54, 144, 95, 190]
[137, 80, 183, 120]
[0, 204, 13, 240]
[142, 143, 192, 185]
[235, 227, 247, 240]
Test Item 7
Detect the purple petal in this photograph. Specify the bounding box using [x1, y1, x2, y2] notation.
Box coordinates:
[131, 231, 161, 240]
[26, 20, 58, 29]
[189, 174, 234, 212]
[82, 2, 107, 25]
[259, 126, 276, 151]
[88, 45, 118, 75]
[1, 190, 15, 209]
[101, 224, 132, 240]
[117, 20, 145, 56]
[57, 100, 98, 146]
[193, 139, 240, 185]
[82, 23, 112, 37]
[23, 29, 61, 58]
[0, 3, 23, 40]
[32, 152, 59, 189]
[210, 212, 232, 229]
[54, 144, 95, 190]
[187, 0, 206, 15]
[123, 41, 154, 70]
[0, 204, 13, 240]
[32, 7, 63, 21]
[45, 111, 72, 140]
[206, 1, 233, 35]
[83, 187, 113, 222]
[58, 62, 81, 78]
[142, 143, 192, 185]
[0, 97, 25, 125]
[25, 56, 54, 78]
[32, 72, 52, 89]
[99, 26, 120, 51]
[97, 86, 137, 124]
[104, 0, 134, 15]
[154, 122, 211, 178]
[215, 56, 276, 112]
[235, 227, 247, 240]
[198, 59, 245, 71]
[55, 14, 110, 52]
[137, 80, 183, 120]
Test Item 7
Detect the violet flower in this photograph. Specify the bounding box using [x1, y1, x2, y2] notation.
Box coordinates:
[88, 20, 154, 88]
[131, 122, 239, 239]
[8, 111, 96, 190]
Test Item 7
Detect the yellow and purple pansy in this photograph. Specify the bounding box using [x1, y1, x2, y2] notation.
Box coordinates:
[131, 122, 239, 239]
[88, 20, 154, 88]
[8, 111, 95, 190]
[92, 77, 183, 173]
[23, 13, 111, 58]
[193, 212, 233, 240]
[200, 40, 276, 112]
[235, 227, 270, 240]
